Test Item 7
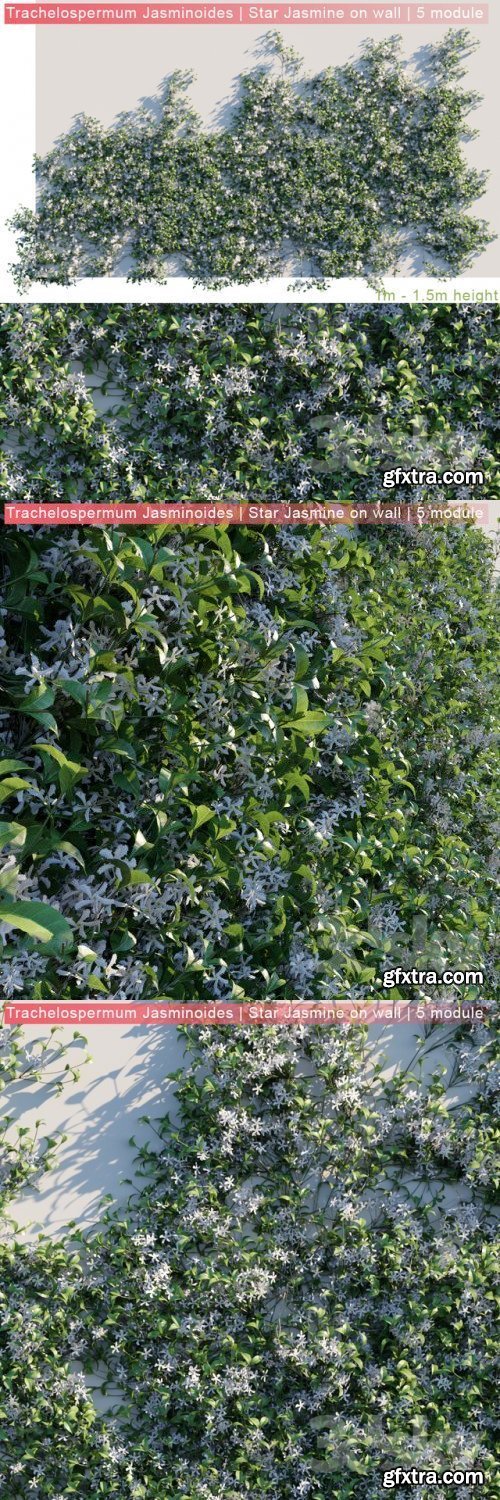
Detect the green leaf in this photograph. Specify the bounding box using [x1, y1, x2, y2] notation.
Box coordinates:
[0, 777, 31, 803]
[282, 710, 331, 736]
[291, 685, 309, 717]
[121, 868, 154, 886]
[293, 642, 310, 681]
[34, 742, 86, 794]
[0, 759, 30, 777]
[17, 684, 57, 728]
[98, 738, 137, 761]
[59, 839, 85, 869]
[29, 711, 59, 732]
[283, 772, 310, 801]
[58, 678, 88, 706]
[189, 804, 216, 831]
[0, 900, 73, 951]
[0, 821, 27, 851]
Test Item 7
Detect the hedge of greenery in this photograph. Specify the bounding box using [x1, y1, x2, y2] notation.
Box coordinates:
[0, 303, 498, 1498]
[10, 31, 492, 289]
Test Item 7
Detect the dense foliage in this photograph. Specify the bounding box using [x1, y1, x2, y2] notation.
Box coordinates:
[0, 1023, 499, 1498]
[0, 303, 498, 1016]
[0, 303, 498, 1498]
[10, 31, 492, 288]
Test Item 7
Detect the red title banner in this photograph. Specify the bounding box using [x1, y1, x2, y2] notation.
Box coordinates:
[4, 3, 489, 22]
[3, 501, 490, 526]
[2, 1002, 488, 1025]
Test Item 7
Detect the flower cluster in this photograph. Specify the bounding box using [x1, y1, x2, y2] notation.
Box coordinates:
[10, 31, 493, 288]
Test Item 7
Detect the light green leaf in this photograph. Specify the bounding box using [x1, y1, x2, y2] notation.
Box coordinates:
[0, 900, 73, 951]
[0, 760, 30, 777]
[0, 821, 27, 851]
[282, 710, 331, 736]
[291, 685, 309, 717]
[0, 777, 31, 803]
[189, 804, 216, 831]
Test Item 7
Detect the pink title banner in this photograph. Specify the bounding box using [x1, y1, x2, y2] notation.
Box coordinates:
[4, 3, 489, 22]
[3, 501, 490, 526]
[2, 1002, 488, 1025]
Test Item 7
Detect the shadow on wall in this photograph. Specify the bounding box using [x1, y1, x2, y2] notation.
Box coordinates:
[2, 1024, 187, 1241]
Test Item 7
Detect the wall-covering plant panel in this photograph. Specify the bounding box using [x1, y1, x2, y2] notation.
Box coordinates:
[0, 302, 498, 1499]
[11, 31, 493, 288]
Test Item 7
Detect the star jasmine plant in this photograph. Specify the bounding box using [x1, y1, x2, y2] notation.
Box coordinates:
[0, 302, 498, 1499]
[9, 31, 493, 289]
